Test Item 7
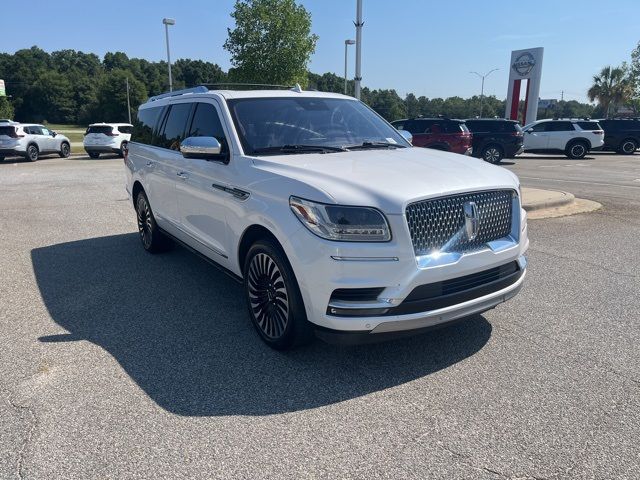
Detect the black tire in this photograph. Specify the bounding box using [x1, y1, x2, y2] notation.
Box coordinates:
[243, 239, 313, 350]
[618, 138, 637, 155]
[59, 142, 71, 158]
[481, 144, 504, 164]
[119, 142, 128, 158]
[88, 152, 100, 159]
[26, 144, 39, 162]
[135, 191, 172, 253]
[565, 141, 588, 159]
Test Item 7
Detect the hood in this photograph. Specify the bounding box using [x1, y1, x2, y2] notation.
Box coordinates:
[251, 147, 519, 214]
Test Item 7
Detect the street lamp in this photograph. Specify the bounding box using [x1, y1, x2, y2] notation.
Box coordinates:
[344, 39, 355, 95]
[470, 68, 499, 117]
[162, 18, 176, 92]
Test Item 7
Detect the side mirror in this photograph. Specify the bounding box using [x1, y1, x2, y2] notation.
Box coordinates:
[525, 128, 533, 134]
[398, 129, 413, 144]
[180, 136, 223, 160]
[51, 131, 57, 137]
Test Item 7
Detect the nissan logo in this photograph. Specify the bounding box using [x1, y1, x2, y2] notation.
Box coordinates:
[512, 52, 536, 77]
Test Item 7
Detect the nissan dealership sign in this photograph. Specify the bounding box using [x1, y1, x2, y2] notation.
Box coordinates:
[505, 47, 544, 125]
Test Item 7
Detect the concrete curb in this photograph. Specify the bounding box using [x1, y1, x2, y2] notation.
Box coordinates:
[521, 188, 575, 212]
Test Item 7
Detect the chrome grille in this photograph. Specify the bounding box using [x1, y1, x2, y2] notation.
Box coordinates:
[406, 190, 514, 255]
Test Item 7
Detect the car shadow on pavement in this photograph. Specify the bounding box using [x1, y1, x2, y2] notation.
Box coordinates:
[31, 233, 491, 417]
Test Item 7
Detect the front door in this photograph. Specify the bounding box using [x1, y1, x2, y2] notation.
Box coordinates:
[524, 123, 549, 150]
[176, 101, 235, 262]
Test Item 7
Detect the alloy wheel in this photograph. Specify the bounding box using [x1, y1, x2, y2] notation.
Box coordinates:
[136, 196, 153, 249]
[622, 141, 636, 154]
[28, 146, 38, 161]
[247, 252, 289, 339]
[483, 147, 501, 163]
[571, 144, 585, 158]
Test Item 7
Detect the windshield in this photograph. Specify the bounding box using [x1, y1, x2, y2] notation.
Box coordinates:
[227, 97, 410, 155]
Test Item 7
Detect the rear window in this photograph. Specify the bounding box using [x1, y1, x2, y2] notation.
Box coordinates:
[445, 122, 467, 134]
[576, 122, 601, 130]
[87, 126, 113, 135]
[0, 126, 16, 136]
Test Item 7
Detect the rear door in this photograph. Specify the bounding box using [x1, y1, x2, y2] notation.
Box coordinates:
[546, 121, 576, 150]
[176, 100, 234, 261]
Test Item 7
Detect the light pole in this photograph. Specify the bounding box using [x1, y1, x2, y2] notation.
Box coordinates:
[354, 0, 363, 100]
[344, 39, 355, 95]
[162, 18, 175, 92]
[470, 68, 499, 117]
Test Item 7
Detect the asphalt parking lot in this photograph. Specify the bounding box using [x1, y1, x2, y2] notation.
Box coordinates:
[1, 152, 639, 479]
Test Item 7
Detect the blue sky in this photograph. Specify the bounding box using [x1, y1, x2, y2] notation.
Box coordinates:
[1, 0, 638, 102]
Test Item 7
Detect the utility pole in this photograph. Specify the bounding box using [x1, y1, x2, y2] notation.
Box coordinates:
[354, 0, 363, 100]
[162, 18, 175, 91]
[344, 39, 355, 95]
[561, 90, 564, 101]
[125, 77, 132, 124]
[470, 68, 499, 117]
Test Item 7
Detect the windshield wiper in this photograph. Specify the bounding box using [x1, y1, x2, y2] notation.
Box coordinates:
[343, 141, 407, 150]
[252, 144, 347, 155]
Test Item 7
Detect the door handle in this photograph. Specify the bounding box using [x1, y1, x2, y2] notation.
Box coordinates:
[176, 171, 189, 179]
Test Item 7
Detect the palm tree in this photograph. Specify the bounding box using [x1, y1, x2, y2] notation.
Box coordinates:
[588, 66, 633, 118]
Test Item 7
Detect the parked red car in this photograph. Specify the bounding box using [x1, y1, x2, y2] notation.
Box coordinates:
[392, 117, 473, 155]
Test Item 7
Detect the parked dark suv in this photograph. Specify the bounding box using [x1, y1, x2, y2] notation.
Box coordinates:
[464, 119, 524, 164]
[392, 117, 472, 155]
[598, 118, 640, 154]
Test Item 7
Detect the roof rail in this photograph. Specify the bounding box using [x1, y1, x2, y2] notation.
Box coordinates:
[199, 83, 293, 90]
[148, 85, 209, 102]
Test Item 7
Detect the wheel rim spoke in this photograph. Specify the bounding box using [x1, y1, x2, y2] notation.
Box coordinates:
[247, 252, 289, 339]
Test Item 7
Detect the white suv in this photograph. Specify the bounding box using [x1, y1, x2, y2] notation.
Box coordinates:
[125, 86, 528, 349]
[0, 123, 71, 161]
[522, 119, 604, 159]
[83, 123, 132, 158]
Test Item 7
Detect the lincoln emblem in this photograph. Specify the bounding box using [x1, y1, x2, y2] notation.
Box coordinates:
[463, 201, 479, 240]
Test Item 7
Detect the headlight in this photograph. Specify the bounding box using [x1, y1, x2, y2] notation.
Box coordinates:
[289, 196, 391, 242]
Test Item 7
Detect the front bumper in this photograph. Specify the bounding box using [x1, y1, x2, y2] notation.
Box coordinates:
[284, 206, 529, 338]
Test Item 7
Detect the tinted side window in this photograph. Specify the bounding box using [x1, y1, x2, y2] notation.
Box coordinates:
[118, 126, 133, 134]
[546, 122, 574, 132]
[444, 122, 463, 134]
[158, 103, 193, 150]
[405, 120, 431, 134]
[577, 122, 601, 130]
[187, 102, 228, 154]
[392, 121, 405, 130]
[133, 107, 162, 145]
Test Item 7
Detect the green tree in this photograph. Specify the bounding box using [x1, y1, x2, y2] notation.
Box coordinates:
[224, 0, 318, 86]
[21, 71, 75, 123]
[95, 69, 147, 122]
[588, 65, 633, 118]
[0, 96, 14, 119]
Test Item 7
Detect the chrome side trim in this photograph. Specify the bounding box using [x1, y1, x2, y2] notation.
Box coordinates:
[211, 183, 250, 200]
[330, 256, 399, 262]
[328, 298, 398, 310]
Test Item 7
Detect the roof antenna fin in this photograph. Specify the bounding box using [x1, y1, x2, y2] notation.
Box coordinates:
[291, 83, 303, 93]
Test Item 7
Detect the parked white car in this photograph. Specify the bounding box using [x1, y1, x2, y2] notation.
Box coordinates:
[0, 123, 71, 161]
[522, 119, 604, 159]
[84, 123, 132, 158]
[125, 86, 528, 349]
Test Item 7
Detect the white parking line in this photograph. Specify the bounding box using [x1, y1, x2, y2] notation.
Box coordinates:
[519, 176, 640, 189]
